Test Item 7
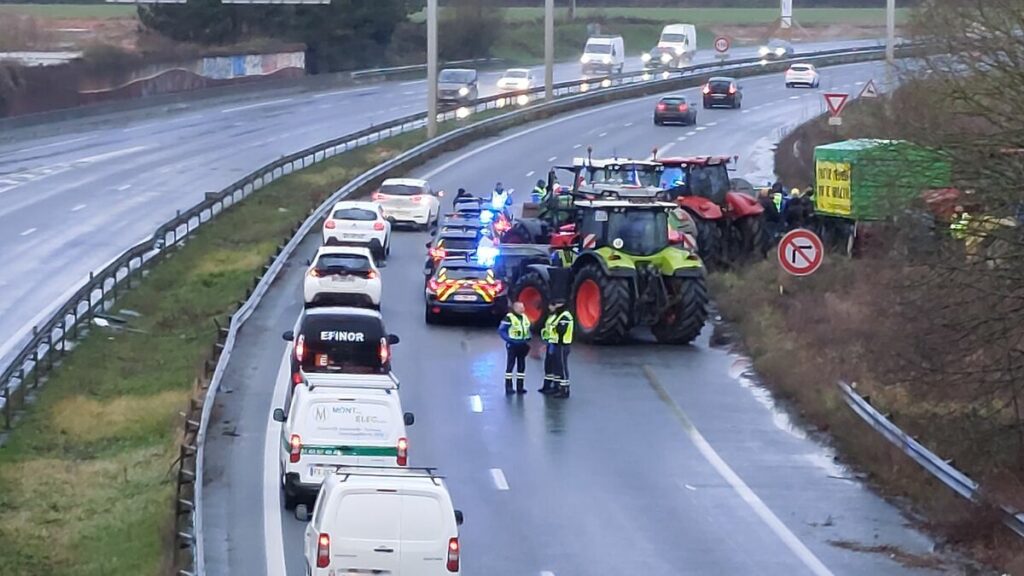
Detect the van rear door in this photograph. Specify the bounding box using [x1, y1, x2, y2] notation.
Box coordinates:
[400, 492, 454, 575]
[332, 491, 402, 573]
[298, 397, 399, 482]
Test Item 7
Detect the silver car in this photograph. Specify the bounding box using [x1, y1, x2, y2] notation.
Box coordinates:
[438, 68, 478, 104]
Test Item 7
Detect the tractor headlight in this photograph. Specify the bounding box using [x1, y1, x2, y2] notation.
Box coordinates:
[641, 52, 651, 63]
[674, 46, 683, 55]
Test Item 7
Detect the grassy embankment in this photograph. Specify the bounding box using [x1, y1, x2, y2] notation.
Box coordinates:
[0, 119, 472, 575]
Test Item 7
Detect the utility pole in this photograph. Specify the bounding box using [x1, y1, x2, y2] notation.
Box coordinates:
[545, 0, 554, 101]
[427, 0, 438, 139]
[568, 0, 576, 21]
[885, 0, 895, 88]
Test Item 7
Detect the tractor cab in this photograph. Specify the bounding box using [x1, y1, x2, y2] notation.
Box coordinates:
[565, 157, 664, 196]
[573, 194, 678, 257]
[656, 156, 733, 206]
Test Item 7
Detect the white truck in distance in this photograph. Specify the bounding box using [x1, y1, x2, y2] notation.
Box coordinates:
[658, 24, 697, 64]
[580, 35, 624, 75]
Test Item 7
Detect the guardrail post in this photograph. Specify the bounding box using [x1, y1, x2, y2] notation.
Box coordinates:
[30, 327, 40, 388]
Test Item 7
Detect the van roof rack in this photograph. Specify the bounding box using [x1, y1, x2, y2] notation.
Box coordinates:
[305, 372, 400, 391]
[333, 465, 445, 484]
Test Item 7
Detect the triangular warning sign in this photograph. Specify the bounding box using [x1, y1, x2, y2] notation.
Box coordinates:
[859, 79, 879, 99]
[824, 92, 849, 117]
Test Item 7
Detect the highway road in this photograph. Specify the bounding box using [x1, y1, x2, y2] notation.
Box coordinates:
[0, 39, 880, 371]
[201, 60, 979, 575]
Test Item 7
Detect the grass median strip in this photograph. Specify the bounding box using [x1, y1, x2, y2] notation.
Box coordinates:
[0, 127, 441, 576]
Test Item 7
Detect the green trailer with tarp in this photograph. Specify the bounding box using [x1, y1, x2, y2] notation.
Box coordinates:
[813, 139, 952, 254]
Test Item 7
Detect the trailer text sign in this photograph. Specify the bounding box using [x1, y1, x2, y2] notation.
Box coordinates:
[815, 160, 852, 216]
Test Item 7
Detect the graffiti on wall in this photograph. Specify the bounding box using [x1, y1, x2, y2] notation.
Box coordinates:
[201, 52, 305, 80]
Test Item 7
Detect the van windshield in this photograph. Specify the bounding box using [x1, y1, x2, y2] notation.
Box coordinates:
[298, 315, 388, 374]
[302, 400, 393, 442]
[439, 70, 475, 83]
[660, 33, 688, 43]
[585, 43, 612, 54]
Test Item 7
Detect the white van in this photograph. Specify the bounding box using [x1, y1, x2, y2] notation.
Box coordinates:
[580, 35, 625, 75]
[304, 467, 464, 575]
[274, 383, 414, 514]
[658, 24, 698, 64]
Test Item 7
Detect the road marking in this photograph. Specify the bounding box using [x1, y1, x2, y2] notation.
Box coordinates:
[855, 81, 865, 85]
[706, 121, 718, 126]
[676, 136, 687, 141]
[71, 204, 86, 212]
[685, 130, 697, 136]
[401, 79, 425, 86]
[9, 135, 93, 154]
[742, 110, 751, 114]
[624, 121, 634, 127]
[312, 87, 375, 99]
[420, 99, 639, 179]
[598, 131, 608, 138]
[20, 228, 37, 236]
[789, 96, 800, 100]
[117, 184, 132, 191]
[573, 144, 582, 149]
[469, 395, 484, 413]
[525, 170, 535, 178]
[642, 366, 836, 576]
[695, 126, 707, 131]
[221, 97, 293, 113]
[547, 156, 557, 162]
[490, 468, 509, 491]
[401, 90, 418, 96]
[541, 572, 556, 576]
[263, 349, 290, 576]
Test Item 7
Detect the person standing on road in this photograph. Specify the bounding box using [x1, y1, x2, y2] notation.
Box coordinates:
[498, 301, 531, 395]
[539, 299, 574, 398]
[757, 188, 781, 241]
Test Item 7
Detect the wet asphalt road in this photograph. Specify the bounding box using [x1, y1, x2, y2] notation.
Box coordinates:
[200, 59, 978, 576]
[0, 39, 881, 370]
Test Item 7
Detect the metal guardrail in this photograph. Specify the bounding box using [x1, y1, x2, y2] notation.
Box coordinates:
[0, 45, 903, 575]
[350, 58, 504, 81]
[838, 381, 1024, 538]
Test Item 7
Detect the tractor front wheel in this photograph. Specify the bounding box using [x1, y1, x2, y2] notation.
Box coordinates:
[651, 276, 709, 345]
[689, 216, 722, 269]
[511, 270, 550, 326]
[738, 214, 770, 261]
[571, 262, 632, 344]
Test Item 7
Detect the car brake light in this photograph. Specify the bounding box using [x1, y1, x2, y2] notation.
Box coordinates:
[295, 335, 305, 362]
[728, 85, 737, 94]
[428, 278, 441, 292]
[366, 270, 377, 280]
[656, 103, 666, 111]
[397, 437, 408, 466]
[308, 268, 321, 278]
[379, 338, 390, 365]
[317, 533, 330, 568]
[411, 195, 423, 203]
[324, 220, 336, 230]
[291, 372, 303, 387]
[702, 84, 710, 94]
[289, 434, 302, 463]
[678, 104, 688, 112]
[373, 221, 385, 231]
[447, 537, 460, 572]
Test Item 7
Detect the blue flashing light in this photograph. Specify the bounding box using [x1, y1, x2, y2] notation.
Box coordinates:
[476, 244, 499, 267]
[479, 209, 495, 224]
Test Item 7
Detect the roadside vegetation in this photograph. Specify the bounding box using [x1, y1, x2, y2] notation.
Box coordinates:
[713, 1, 1024, 570]
[0, 129, 436, 576]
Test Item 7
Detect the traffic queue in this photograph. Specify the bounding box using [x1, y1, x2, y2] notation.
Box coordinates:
[271, 190, 464, 576]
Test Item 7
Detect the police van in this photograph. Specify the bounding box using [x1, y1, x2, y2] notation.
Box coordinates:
[282, 306, 400, 403]
[303, 467, 464, 576]
[273, 381, 415, 514]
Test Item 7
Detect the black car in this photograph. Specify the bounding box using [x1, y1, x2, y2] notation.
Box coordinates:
[702, 77, 743, 109]
[424, 229, 480, 277]
[438, 68, 479, 104]
[434, 212, 484, 236]
[281, 306, 399, 402]
[653, 95, 697, 126]
[424, 258, 507, 324]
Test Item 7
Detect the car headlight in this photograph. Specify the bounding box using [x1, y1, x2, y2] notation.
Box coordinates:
[776, 47, 786, 56]
[602, 56, 612, 64]
[581, 55, 590, 64]
[759, 46, 770, 56]
[458, 86, 469, 96]
[660, 53, 672, 63]
[641, 53, 651, 62]
[674, 46, 683, 55]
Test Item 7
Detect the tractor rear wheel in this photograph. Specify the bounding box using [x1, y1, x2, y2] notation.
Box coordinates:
[738, 214, 770, 261]
[651, 276, 709, 345]
[688, 215, 722, 269]
[511, 270, 550, 326]
[571, 262, 632, 344]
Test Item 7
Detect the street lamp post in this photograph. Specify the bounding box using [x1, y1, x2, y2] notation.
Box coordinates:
[545, 0, 554, 101]
[427, 0, 438, 139]
[886, 0, 896, 88]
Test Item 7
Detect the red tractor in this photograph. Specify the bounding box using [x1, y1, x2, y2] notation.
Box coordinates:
[656, 155, 769, 268]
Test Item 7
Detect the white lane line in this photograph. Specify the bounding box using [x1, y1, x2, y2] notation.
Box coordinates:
[624, 121, 634, 127]
[598, 131, 608, 138]
[742, 110, 751, 114]
[312, 87, 375, 99]
[420, 99, 639, 179]
[706, 121, 718, 126]
[401, 90, 418, 96]
[469, 395, 484, 413]
[71, 204, 87, 212]
[11, 135, 93, 154]
[685, 131, 697, 136]
[547, 156, 557, 162]
[526, 170, 535, 178]
[643, 367, 836, 576]
[573, 144, 582, 149]
[263, 349, 290, 576]
[401, 79, 425, 86]
[20, 228, 37, 237]
[676, 136, 687, 142]
[490, 468, 510, 491]
[695, 126, 707, 131]
[75, 145, 149, 165]
[789, 96, 800, 100]
[117, 184, 132, 191]
[221, 97, 293, 113]
[541, 572, 556, 576]
[318, 104, 332, 109]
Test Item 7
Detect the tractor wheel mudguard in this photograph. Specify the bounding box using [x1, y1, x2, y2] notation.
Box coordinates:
[678, 197, 724, 221]
[724, 191, 765, 218]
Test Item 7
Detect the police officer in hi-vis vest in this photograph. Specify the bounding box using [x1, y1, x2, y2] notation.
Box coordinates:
[497, 301, 531, 395]
[539, 299, 574, 398]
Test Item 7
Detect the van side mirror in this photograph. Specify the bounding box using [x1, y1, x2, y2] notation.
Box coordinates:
[425, 241, 433, 248]
[404, 412, 415, 426]
[454, 510, 464, 526]
[306, 258, 312, 266]
[273, 408, 286, 422]
[282, 330, 294, 341]
[388, 334, 401, 345]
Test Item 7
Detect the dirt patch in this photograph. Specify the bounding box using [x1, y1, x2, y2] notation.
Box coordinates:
[830, 540, 947, 571]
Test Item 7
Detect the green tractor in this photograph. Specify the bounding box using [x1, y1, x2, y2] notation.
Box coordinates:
[505, 168, 709, 344]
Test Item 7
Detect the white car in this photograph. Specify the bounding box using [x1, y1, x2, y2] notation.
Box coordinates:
[303, 467, 464, 575]
[373, 178, 442, 230]
[304, 246, 382, 309]
[322, 201, 391, 261]
[785, 63, 820, 88]
[496, 68, 535, 91]
[273, 382, 414, 513]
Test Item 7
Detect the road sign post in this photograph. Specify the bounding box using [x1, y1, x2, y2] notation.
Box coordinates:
[824, 92, 849, 128]
[859, 79, 879, 99]
[714, 36, 730, 62]
[778, 229, 824, 276]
